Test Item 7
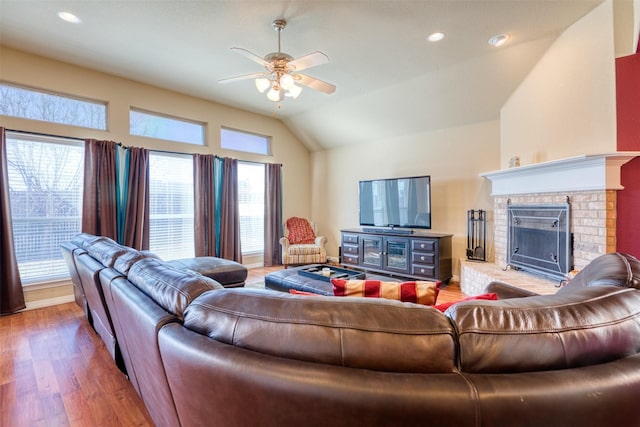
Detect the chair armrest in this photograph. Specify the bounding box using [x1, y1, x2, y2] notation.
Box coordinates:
[279, 237, 290, 249]
[483, 281, 541, 299]
[315, 236, 327, 248]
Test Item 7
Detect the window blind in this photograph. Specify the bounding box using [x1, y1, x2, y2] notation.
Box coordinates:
[238, 162, 265, 254]
[149, 152, 195, 260]
[6, 132, 84, 285]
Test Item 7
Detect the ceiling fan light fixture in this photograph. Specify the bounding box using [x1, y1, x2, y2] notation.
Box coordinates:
[255, 78, 270, 93]
[287, 84, 303, 99]
[488, 33, 511, 47]
[279, 73, 295, 90]
[267, 87, 283, 102]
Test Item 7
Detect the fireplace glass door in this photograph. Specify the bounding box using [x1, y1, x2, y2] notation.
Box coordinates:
[507, 201, 572, 281]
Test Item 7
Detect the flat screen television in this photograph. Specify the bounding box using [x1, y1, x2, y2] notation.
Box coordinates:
[359, 175, 431, 229]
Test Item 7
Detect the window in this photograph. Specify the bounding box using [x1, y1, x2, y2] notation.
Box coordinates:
[238, 162, 265, 254]
[148, 152, 195, 259]
[221, 127, 270, 155]
[130, 108, 205, 145]
[6, 132, 84, 285]
[0, 83, 107, 130]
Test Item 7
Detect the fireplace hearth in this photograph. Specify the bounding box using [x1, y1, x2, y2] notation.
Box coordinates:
[507, 199, 572, 282]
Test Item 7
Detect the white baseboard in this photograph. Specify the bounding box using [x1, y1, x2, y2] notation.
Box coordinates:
[25, 295, 76, 311]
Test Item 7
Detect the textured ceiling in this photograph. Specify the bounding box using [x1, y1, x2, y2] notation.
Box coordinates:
[0, 0, 603, 150]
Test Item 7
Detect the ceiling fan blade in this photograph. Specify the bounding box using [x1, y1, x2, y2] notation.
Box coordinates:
[288, 51, 330, 72]
[230, 47, 270, 68]
[218, 72, 266, 84]
[296, 74, 336, 94]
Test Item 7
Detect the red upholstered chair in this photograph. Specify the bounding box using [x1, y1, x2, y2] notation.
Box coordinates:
[279, 217, 327, 267]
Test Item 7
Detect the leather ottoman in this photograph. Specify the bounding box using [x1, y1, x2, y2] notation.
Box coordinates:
[167, 257, 247, 288]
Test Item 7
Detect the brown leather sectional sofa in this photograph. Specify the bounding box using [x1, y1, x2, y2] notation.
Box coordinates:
[62, 234, 640, 426]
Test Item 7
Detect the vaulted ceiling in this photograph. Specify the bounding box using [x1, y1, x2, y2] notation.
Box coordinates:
[0, 0, 603, 150]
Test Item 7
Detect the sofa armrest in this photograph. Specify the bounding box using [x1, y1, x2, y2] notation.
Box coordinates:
[279, 237, 290, 249]
[483, 281, 541, 299]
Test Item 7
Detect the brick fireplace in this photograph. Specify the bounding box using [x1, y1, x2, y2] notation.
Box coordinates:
[461, 153, 639, 296]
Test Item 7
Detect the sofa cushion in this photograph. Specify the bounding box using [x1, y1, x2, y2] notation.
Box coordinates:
[127, 258, 222, 320]
[83, 237, 128, 268]
[113, 249, 159, 275]
[184, 288, 457, 373]
[558, 252, 640, 293]
[433, 293, 497, 312]
[448, 285, 640, 373]
[71, 233, 105, 250]
[331, 278, 440, 306]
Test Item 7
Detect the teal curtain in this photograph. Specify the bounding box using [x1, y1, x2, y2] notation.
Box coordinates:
[214, 157, 224, 257]
[115, 145, 130, 244]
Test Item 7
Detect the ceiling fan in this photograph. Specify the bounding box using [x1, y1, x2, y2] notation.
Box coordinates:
[218, 19, 336, 102]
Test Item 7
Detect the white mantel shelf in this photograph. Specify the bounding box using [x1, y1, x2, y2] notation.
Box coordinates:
[480, 153, 640, 196]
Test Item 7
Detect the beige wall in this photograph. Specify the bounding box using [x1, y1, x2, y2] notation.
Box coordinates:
[0, 45, 312, 221]
[0, 45, 311, 306]
[311, 120, 500, 278]
[0, 47, 311, 201]
[500, 0, 618, 168]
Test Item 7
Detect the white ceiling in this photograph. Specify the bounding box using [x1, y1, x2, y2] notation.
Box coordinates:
[0, 0, 603, 150]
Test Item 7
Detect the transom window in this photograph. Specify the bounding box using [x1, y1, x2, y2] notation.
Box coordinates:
[130, 108, 205, 145]
[221, 127, 270, 155]
[0, 83, 107, 130]
[6, 131, 84, 285]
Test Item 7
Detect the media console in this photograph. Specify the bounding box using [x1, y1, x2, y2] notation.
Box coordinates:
[341, 228, 453, 283]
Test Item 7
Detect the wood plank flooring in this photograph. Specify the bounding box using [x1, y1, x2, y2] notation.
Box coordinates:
[0, 266, 464, 426]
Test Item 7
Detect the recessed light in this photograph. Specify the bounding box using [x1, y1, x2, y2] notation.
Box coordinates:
[488, 33, 511, 47]
[57, 11, 81, 24]
[427, 32, 445, 42]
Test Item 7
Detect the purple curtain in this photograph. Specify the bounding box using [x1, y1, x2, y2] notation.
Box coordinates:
[263, 163, 282, 266]
[82, 139, 117, 239]
[219, 158, 242, 262]
[0, 128, 26, 314]
[193, 154, 216, 257]
[122, 147, 150, 250]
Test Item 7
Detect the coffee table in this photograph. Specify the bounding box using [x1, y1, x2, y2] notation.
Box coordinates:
[265, 264, 399, 295]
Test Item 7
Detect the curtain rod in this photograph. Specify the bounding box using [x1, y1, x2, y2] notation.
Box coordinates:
[6, 128, 282, 167]
[6, 128, 84, 142]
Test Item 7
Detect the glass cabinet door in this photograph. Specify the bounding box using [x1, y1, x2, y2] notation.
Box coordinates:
[384, 238, 409, 273]
[362, 237, 383, 268]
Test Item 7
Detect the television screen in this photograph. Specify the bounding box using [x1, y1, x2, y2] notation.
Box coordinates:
[359, 175, 431, 229]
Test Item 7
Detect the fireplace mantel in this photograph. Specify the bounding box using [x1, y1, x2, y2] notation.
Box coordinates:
[481, 153, 640, 196]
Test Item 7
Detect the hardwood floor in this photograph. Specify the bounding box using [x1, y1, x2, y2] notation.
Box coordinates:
[0, 266, 464, 426]
[0, 301, 154, 426]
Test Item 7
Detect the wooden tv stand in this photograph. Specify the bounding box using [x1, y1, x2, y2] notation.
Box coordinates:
[340, 228, 453, 283]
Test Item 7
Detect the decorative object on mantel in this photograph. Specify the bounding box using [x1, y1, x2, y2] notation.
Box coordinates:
[218, 18, 336, 102]
[509, 156, 520, 167]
